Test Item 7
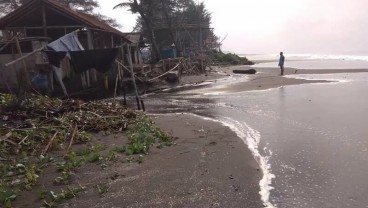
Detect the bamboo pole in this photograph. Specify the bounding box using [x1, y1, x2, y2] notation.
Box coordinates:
[127, 45, 141, 110]
[5, 47, 43, 67]
[0, 37, 15, 53]
[115, 60, 145, 82]
[113, 73, 119, 99]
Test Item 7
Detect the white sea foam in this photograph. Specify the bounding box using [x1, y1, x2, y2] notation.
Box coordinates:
[284, 74, 350, 83]
[150, 113, 277, 207]
[288, 53, 368, 62]
[219, 117, 276, 208]
[243, 53, 368, 62]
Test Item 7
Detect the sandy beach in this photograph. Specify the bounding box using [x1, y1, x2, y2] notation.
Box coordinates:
[64, 114, 263, 208]
[2, 0, 368, 207]
[207, 65, 368, 93]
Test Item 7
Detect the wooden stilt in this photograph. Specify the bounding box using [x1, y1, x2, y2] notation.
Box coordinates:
[127, 45, 141, 110]
[123, 86, 127, 106]
[114, 73, 119, 99]
[140, 99, 145, 112]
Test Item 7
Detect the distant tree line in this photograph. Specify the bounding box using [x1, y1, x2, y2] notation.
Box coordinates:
[114, 0, 216, 62]
[1, 0, 219, 63]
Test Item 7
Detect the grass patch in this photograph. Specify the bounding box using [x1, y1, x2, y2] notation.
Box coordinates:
[126, 115, 173, 155]
[42, 186, 86, 207]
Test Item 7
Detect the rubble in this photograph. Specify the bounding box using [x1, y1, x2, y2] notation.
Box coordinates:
[0, 93, 137, 157]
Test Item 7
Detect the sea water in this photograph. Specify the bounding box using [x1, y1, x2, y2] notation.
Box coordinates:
[143, 69, 368, 207]
[244, 54, 368, 69]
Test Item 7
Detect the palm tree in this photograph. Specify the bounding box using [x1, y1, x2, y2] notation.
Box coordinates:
[114, 0, 161, 62]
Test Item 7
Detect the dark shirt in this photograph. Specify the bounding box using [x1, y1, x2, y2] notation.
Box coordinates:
[279, 55, 285, 66]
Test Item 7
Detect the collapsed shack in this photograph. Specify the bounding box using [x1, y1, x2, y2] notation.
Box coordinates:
[0, 0, 219, 102]
[0, 0, 136, 98]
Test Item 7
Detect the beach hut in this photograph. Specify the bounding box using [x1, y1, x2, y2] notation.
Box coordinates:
[0, 0, 132, 95]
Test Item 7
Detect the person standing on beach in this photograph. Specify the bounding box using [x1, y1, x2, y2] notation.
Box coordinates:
[279, 52, 285, 75]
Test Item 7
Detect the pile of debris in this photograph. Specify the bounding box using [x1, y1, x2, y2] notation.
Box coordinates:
[0, 93, 173, 207]
[0, 93, 137, 158]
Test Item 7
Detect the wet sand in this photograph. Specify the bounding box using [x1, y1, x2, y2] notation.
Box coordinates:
[65, 114, 263, 208]
[139, 64, 368, 208]
[211, 66, 368, 93]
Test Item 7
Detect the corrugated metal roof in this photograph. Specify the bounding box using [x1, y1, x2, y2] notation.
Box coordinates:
[0, 0, 130, 42]
[124, 32, 142, 44]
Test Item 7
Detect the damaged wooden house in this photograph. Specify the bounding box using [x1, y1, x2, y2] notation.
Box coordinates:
[0, 0, 141, 97]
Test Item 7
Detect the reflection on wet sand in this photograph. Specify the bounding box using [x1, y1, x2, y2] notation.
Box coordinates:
[143, 70, 368, 208]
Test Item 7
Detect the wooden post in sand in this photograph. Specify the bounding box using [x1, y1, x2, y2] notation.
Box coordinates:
[127, 45, 141, 110]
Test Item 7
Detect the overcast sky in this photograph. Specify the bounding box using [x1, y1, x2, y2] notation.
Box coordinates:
[98, 0, 368, 55]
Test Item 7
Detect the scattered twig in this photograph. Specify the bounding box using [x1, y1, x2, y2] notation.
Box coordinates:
[65, 125, 77, 157]
[0, 132, 12, 142]
[41, 131, 59, 156]
[18, 135, 29, 145]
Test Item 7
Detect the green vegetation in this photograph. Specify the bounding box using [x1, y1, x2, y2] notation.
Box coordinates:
[42, 186, 86, 207]
[126, 115, 173, 155]
[0, 94, 173, 207]
[210, 51, 254, 65]
[0, 180, 17, 208]
[96, 184, 110, 195]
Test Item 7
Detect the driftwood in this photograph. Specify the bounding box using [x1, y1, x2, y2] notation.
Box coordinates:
[233, 69, 257, 74]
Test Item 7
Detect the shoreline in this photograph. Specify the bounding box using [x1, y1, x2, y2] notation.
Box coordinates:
[159, 65, 368, 94]
[138, 64, 368, 207]
[65, 113, 264, 207]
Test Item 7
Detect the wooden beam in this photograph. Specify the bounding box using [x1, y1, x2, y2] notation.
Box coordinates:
[111, 34, 114, 47]
[127, 44, 141, 110]
[86, 28, 94, 50]
[134, 48, 138, 64]
[86, 28, 96, 84]
[5, 47, 44, 67]
[42, 5, 48, 37]
[7, 26, 83, 30]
